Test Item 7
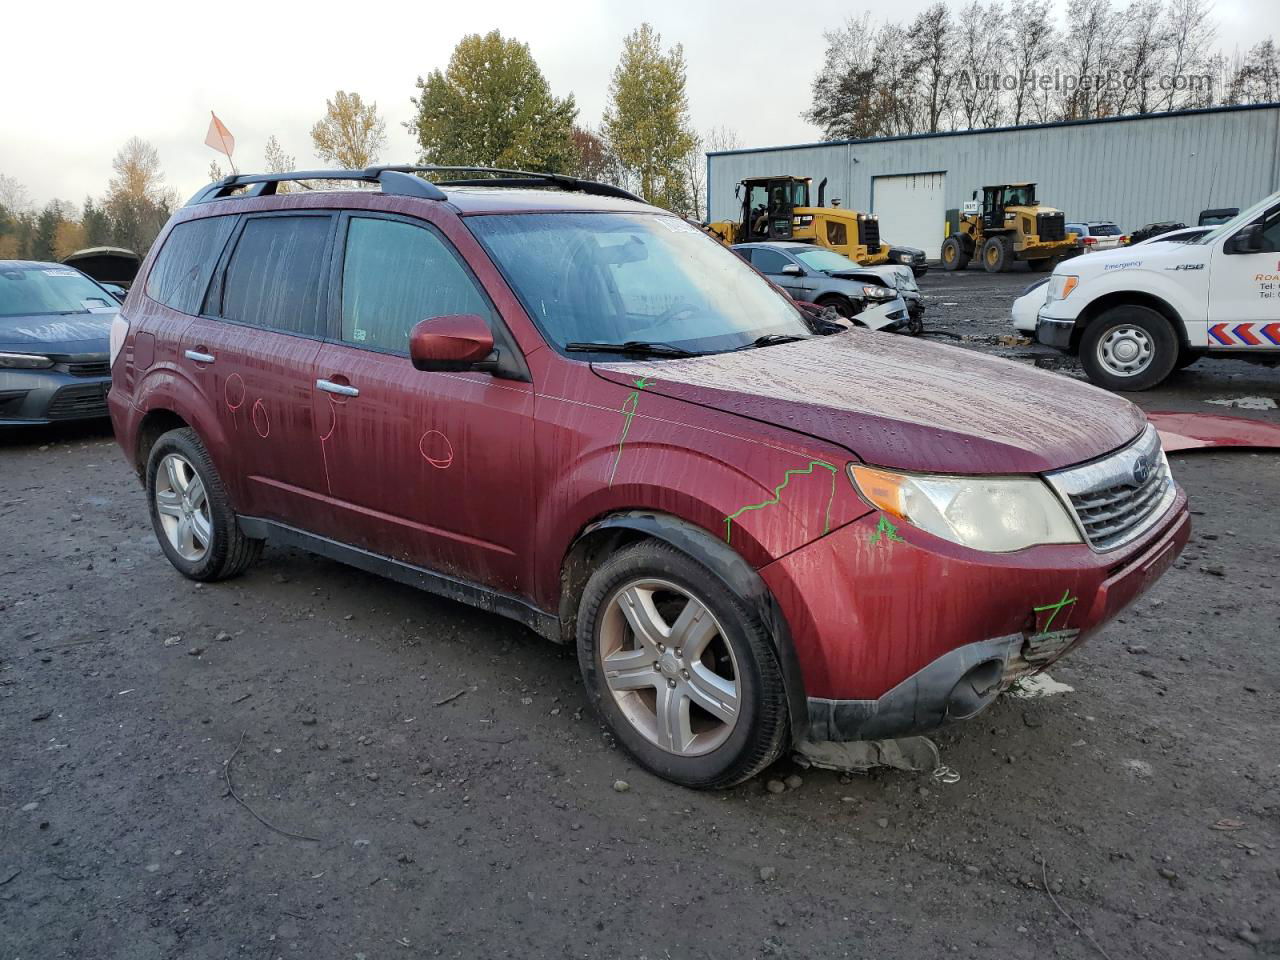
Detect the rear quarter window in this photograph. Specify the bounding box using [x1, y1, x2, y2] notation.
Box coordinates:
[144, 216, 236, 314]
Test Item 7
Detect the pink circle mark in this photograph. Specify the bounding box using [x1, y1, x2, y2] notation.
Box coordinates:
[418, 429, 454, 469]
[223, 374, 245, 411]
[251, 398, 271, 438]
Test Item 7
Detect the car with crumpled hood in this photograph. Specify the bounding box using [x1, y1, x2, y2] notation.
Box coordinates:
[108, 165, 1191, 789]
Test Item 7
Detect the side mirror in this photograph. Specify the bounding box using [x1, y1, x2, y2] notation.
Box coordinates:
[409, 314, 496, 372]
[1225, 223, 1264, 254]
[781, 263, 804, 276]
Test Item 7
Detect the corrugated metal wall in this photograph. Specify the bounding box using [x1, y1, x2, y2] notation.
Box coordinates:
[707, 104, 1280, 249]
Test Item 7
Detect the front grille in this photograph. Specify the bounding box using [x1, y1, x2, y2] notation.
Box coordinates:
[64, 360, 110, 377]
[860, 215, 881, 250]
[1037, 212, 1066, 242]
[1045, 425, 1175, 552]
[47, 382, 109, 420]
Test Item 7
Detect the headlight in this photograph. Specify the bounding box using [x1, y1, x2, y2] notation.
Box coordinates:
[0, 352, 54, 369]
[849, 465, 1081, 552]
[897, 253, 912, 263]
[862, 285, 898, 301]
[1045, 274, 1079, 303]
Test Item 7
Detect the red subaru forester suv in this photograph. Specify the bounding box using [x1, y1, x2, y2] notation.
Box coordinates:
[108, 166, 1190, 789]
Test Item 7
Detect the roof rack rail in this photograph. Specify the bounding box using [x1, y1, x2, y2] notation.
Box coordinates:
[185, 165, 643, 206]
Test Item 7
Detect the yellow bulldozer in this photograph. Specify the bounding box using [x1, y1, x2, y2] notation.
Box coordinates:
[941, 183, 1077, 272]
[706, 176, 891, 265]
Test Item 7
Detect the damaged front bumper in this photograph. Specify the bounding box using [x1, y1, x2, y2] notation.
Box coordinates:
[762, 482, 1190, 743]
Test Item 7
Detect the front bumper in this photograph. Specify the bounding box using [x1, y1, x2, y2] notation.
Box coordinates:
[1036, 314, 1075, 349]
[0, 366, 112, 425]
[761, 485, 1190, 742]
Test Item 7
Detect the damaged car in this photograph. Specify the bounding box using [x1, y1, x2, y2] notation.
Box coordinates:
[109, 166, 1190, 789]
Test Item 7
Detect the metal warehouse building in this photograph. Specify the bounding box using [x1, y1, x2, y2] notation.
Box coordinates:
[707, 103, 1280, 259]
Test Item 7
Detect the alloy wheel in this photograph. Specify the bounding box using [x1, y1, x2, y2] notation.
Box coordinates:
[597, 578, 740, 756]
[154, 453, 212, 562]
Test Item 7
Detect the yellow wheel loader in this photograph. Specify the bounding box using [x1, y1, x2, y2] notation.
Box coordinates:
[706, 176, 890, 265]
[941, 183, 1077, 273]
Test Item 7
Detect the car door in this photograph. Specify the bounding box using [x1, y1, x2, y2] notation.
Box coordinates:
[309, 212, 536, 594]
[1207, 203, 1280, 346]
[184, 211, 335, 525]
[749, 248, 812, 300]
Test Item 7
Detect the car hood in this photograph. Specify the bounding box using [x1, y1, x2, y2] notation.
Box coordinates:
[595, 330, 1146, 474]
[1060, 240, 1205, 279]
[0, 312, 113, 354]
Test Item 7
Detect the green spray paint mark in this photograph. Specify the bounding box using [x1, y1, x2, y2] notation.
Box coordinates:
[869, 514, 906, 546]
[723, 460, 838, 544]
[607, 377, 654, 487]
[1033, 589, 1078, 633]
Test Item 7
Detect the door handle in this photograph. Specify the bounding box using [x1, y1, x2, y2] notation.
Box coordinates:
[316, 379, 359, 398]
[184, 349, 215, 363]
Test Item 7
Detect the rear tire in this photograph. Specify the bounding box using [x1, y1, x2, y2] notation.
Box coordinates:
[146, 427, 263, 581]
[576, 540, 789, 790]
[981, 236, 1009, 273]
[1078, 305, 1180, 392]
[941, 236, 969, 271]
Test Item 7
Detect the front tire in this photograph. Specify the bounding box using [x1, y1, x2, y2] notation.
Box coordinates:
[816, 294, 856, 320]
[146, 427, 262, 581]
[1078, 306, 1180, 391]
[576, 540, 789, 789]
[981, 236, 1009, 272]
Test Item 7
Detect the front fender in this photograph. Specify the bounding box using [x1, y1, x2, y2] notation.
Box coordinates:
[1049, 261, 1204, 338]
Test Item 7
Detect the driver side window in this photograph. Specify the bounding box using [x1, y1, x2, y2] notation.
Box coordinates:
[749, 249, 791, 275]
[340, 217, 494, 352]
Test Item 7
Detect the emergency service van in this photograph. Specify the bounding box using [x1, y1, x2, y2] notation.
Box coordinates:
[1036, 191, 1280, 390]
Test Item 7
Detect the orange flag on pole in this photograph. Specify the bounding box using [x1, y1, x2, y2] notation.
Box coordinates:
[204, 112, 236, 171]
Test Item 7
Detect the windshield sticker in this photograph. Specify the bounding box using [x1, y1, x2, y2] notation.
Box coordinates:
[654, 217, 700, 235]
[723, 459, 838, 544]
[607, 377, 655, 487]
[42, 269, 79, 277]
[869, 514, 905, 546]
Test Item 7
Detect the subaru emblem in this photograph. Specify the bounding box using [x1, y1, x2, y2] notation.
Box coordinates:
[1132, 456, 1151, 486]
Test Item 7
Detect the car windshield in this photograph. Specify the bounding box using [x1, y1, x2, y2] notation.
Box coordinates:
[0, 266, 116, 318]
[794, 248, 860, 272]
[467, 212, 812, 354]
[1193, 191, 1280, 245]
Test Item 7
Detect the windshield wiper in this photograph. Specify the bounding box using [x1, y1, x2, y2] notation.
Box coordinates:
[565, 340, 700, 358]
[732, 334, 812, 351]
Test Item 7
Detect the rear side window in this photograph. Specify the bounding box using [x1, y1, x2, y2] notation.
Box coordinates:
[220, 216, 331, 336]
[145, 216, 236, 314]
[339, 217, 492, 352]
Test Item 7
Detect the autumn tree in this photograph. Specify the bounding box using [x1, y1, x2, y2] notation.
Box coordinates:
[570, 126, 619, 182]
[411, 31, 578, 172]
[104, 137, 177, 255]
[603, 23, 697, 213]
[54, 218, 87, 261]
[264, 135, 296, 174]
[906, 3, 957, 132]
[953, 2, 1007, 128]
[311, 91, 387, 169]
[1227, 39, 1280, 104]
[1006, 0, 1058, 123]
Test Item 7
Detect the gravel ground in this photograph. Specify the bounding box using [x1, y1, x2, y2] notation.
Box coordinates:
[2, 270, 1277, 959]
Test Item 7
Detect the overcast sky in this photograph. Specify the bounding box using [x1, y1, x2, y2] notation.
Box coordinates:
[1, 0, 1274, 207]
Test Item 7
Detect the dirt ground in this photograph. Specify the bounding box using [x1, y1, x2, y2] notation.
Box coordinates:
[2, 269, 1277, 959]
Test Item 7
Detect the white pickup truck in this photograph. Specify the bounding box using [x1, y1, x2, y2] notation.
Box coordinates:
[1036, 191, 1280, 390]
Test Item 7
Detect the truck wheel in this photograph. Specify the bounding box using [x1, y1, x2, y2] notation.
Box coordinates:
[1079, 306, 1180, 391]
[981, 237, 1009, 272]
[576, 540, 789, 789]
[1027, 257, 1057, 272]
[941, 236, 969, 271]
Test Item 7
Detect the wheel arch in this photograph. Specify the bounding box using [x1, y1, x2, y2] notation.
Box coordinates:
[560, 510, 810, 743]
[135, 408, 190, 479]
[1072, 291, 1188, 351]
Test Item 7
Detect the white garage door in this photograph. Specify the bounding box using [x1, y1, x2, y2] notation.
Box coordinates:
[871, 172, 947, 260]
